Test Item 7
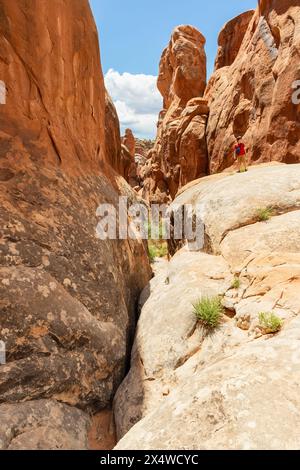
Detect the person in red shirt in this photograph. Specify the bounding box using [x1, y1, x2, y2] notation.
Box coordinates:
[233, 136, 248, 173]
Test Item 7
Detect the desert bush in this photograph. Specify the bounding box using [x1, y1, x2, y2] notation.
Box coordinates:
[256, 207, 274, 221]
[258, 312, 283, 334]
[193, 296, 224, 330]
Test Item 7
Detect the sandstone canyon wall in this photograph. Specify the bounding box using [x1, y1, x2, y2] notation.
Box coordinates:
[143, 0, 300, 203]
[0, 0, 151, 450]
[206, 0, 300, 173]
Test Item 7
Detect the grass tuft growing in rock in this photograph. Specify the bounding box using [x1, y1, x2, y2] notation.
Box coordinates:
[193, 296, 224, 330]
[148, 243, 168, 262]
[258, 312, 283, 334]
[231, 277, 240, 289]
[256, 207, 274, 222]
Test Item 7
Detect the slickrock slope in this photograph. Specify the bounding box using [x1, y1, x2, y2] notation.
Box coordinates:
[135, 139, 153, 160]
[115, 164, 300, 450]
[142, 26, 208, 203]
[206, 0, 300, 173]
[0, 0, 151, 449]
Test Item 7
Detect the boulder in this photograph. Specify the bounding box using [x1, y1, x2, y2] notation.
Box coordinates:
[173, 164, 300, 253]
[0, 400, 90, 450]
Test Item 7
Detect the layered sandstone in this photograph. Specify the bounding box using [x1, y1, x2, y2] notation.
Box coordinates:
[206, 0, 300, 173]
[142, 26, 208, 202]
[0, 0, 151, 450]
[115, 163, 300, 449]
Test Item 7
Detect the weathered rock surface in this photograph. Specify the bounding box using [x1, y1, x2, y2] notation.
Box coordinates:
[228, 252, 300, 333]
[115, 164, 300, 450]
[220, 210, 300, 270]
[0, 0, 151, 449]
[0, 400, 90, 450]
[122, 129, 136, 158]
[105, 92, 122, 174]
[173, 163, 300, 253]
[105, 109, 137, 185]
[88, 409, 116, 450]
[143, 26, 208, 202]
[114, 252, 232, 438]
[0, 266, 125, 409]
[206, 0, 300, 173]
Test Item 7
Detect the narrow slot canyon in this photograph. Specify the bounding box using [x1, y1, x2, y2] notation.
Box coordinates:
[1, 0, 300, 452]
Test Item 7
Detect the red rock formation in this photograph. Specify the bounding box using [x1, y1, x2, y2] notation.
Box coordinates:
[214, 11, 255, 70]
[144, 25, 208, 202]
[206, 0, 300, 173]
[135, 139, 153, 160]
[120, 129, 138, 187]
[0, 0, 151, 450]
[0, 0, 109, 174]
[122, 129, 136, 157]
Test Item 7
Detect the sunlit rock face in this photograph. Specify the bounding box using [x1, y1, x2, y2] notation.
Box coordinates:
[0, 0, 151, 449]
[206, 0, 300, 173]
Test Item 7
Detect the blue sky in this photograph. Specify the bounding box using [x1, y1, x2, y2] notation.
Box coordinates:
[90, 0, 258, 138]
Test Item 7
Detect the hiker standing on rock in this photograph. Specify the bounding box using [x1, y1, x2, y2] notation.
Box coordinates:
[234, 136, 248, 173]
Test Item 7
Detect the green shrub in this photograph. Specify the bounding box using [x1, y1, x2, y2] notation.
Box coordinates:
[258, 312, 283, 334]
[256, 207, 274, 222]
[193, 296, 224, 330]
[231, 277, 240, 289]
[147, 218, 168, 263]
[146, 219, 167, 240]
[148, 241, 168, 263]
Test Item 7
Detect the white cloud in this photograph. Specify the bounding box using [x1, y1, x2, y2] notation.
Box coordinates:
[104, 69, 162, 139]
